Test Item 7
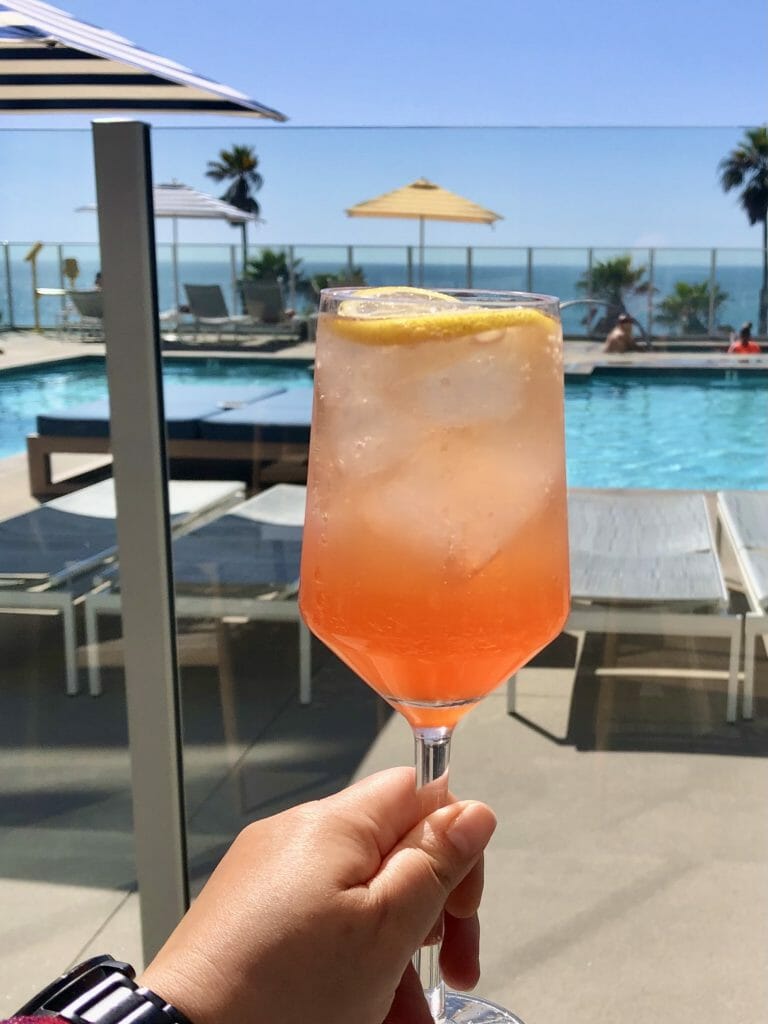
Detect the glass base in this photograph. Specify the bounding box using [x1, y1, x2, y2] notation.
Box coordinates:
[442, 991, 526, 1023]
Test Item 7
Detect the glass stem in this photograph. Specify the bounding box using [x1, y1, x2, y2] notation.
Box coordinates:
[413, 725, 453, 1023]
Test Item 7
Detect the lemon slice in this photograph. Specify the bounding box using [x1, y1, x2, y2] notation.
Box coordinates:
[337, 286, 456, 319]
[330, 287, 555, 346]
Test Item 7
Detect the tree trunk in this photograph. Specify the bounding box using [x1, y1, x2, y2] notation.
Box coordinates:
[760, 216, 768, 336]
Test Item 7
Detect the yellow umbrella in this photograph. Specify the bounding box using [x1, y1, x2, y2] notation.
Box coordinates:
[346, 177, 503, 284]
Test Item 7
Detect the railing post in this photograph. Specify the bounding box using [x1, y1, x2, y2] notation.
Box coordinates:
[407, 246, 414, 287]
[466, 247, 473, 289]
[287, 244, 297, 309]
[3, 243, 15, 330]
[586, 247, 593, 296]
[708, 248, 717, 337]
[526, 247, 533, 292]
[647, 248, 655, 341]
[347, 245, 354, 276]
[230, 245, 238, 312]
[92, 119, 188, 963]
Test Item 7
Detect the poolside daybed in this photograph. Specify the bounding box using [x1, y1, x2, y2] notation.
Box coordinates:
[27, 386, 313, 498]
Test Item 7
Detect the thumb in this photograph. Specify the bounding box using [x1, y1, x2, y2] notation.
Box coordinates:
[369, 801, 496, 952]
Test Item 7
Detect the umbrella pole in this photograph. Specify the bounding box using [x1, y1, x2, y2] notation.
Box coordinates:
[418, 216, 425, 287]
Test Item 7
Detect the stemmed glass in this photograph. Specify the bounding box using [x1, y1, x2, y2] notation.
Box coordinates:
[299, 287, 570, 1023]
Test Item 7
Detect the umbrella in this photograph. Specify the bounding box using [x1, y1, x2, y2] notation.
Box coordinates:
[0, 0, 286, 118]
[346, 177, 502, 284]
[78, 182, 257, 307]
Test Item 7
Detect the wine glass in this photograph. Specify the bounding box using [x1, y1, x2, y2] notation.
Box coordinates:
[299, 287, 570, 1023]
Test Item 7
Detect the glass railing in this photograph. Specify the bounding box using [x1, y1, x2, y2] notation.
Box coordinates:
[0, 124, 766, 1024]
[4, 239, 764, 340]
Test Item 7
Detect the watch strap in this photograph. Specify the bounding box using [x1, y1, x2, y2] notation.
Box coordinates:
[15, 957, 191, 1024]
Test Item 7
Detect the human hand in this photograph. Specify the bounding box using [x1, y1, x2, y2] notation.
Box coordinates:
[139, 767, 497, 1024]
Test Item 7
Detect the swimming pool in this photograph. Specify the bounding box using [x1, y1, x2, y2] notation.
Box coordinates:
[0, 357, 765, 490]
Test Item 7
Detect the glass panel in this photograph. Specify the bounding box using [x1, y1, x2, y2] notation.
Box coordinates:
[2, 124, 767, 1024]
[0, 130, 135, 1007]
[471, 246, 529, 292]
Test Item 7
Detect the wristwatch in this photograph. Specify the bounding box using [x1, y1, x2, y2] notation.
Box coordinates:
[15, 954, 192, 1024]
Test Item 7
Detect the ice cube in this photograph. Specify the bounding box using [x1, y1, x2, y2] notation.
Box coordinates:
[356, 430, 561, 577]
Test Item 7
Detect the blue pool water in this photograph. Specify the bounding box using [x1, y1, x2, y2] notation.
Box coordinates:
[564, 372, 767, 490]
[0, 357, 765, 490]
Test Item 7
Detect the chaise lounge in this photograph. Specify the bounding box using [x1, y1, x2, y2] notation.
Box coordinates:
[507, 490, 742, 723]
[717, 490, 768, 718]
[0, 477, 244, 694]
[84, 483, 311, 702]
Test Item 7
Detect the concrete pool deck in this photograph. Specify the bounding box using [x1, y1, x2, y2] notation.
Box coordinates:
[3, 328, 768, 376]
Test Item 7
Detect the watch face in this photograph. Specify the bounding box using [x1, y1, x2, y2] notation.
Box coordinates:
[14, 956, 130, 1017]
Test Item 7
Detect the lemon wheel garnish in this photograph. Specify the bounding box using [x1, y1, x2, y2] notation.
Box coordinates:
[337, 286, 455, 319]
[329, 287, 556, 346]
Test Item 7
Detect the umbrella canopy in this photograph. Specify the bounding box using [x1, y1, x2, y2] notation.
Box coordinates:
[79, 182, 255, 224]
[0, 0, 286, 118]
[347, 177, 502, 224]
[346, 178, 502, 284]
[78, 182, 258, 306]
[152, 182, 256, 223]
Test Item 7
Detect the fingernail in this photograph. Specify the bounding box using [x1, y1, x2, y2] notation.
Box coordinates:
[445, 803, 497, 858]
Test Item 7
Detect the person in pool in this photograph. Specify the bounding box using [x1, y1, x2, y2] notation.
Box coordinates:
[602, 313, 637, 353]
[728, 322, 761, 354]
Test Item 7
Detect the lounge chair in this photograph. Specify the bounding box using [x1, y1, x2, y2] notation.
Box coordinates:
[507, 490, 742, 722]
[0, 478, 245, 695]
[84, 484, 311, 702]
[717, 490, 768, 718]
[241, 280, 306, 341]
[67, 289, 104, 341]
[184, 283, 255, 341]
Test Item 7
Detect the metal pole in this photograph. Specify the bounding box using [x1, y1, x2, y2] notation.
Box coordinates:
[526, 247, 533, 292]
[230, 245, 237, 311]
[92, 120, 188, 963]
[287, 244, 296, 309]
[3, 244, 14, 329]
[647, 248, 655, 341]
[57, 244, 65, 327]
[708, 248, 717, 337]
[586, 247, 593, 296]
[171, 219, 180, 311]
[466, 247, 473, 289]
[346, 244, 354, 277]
[407, 246, 414, 287]
[418, 217, 425, 287]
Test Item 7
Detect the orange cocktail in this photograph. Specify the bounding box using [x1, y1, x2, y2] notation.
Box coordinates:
[299, 288, 569, 729]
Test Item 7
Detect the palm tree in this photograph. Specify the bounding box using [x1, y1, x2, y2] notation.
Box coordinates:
[206, 145, 263, 278]
[719, 126, 768, 334]
[655, 280, 729, 336]
[576, 255, 653, 334]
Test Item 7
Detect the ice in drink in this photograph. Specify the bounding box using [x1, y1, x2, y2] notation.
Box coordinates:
[299, 290, 570, 729]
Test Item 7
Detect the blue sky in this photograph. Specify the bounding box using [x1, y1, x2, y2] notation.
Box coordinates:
[1, 0, 766, 249]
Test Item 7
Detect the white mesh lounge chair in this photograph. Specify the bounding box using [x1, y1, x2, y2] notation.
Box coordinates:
[84, 484, 311, 702]
[184, 283, 254, 341]
[0, 478, 244, 695]
[508, 490, 742, 723]
[717, 490, 768, 718]
[68, 289, 104, 340]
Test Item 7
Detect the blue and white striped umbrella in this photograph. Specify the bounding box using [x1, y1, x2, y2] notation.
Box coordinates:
[0, 0, 286, 119]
